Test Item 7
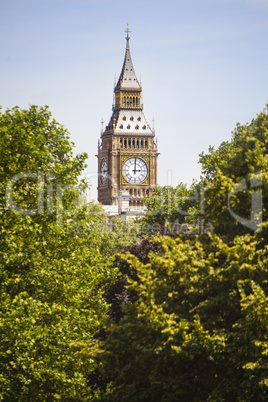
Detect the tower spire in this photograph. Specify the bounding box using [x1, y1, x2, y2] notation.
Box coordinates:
[114, 24, 141, 91]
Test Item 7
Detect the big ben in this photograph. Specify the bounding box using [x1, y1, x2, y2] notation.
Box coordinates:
[97, 25, 159, 208]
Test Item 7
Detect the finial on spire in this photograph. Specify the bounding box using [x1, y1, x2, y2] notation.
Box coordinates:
[125, 22, 131, 42]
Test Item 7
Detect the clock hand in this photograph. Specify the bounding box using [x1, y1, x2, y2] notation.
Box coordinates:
[133, 158, 137, 174]
[133, 158, 142, 174]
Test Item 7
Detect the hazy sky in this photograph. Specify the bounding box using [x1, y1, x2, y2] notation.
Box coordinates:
[1, 0, 268, 200]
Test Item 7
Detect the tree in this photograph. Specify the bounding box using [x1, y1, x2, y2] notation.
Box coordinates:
[199, 104, 268, 239]
[141, 183, 200, 235]
[88, 105, 268, 401]
[98, 215, 142, 259]
[0, 106, 121, 401]
[92, 234, 268, 401]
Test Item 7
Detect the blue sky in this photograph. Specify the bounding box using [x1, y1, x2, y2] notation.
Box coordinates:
[1, 0, 268, 200]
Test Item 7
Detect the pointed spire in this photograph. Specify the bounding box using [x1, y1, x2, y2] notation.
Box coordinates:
[114, 24, 141, 91]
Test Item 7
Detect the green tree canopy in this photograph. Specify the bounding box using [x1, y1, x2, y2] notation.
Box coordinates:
[0, 105, 86, 184]
[141, 183, 199, 235]
[0, 106, 122, 400]
[199, 104, 268, 239]
[92, 234, 268, 401]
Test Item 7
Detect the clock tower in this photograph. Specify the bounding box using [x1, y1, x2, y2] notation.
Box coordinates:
[97, 25, 159, 208]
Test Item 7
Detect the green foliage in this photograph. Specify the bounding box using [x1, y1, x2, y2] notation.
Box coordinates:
[2, 103, 268, 401]
[0, 243, 111, 401]
[98, 215, 142, 259]
[199, 105, 268, 239]
[0, 105, 86, 184]
[0, 106, 120, 401]
[141, 183, 199, 233]
[92, 235, 268, 401]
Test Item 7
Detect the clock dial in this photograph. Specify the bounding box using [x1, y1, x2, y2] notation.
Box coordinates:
[123, 157, 148, 184]
[100, 158, 108, 185]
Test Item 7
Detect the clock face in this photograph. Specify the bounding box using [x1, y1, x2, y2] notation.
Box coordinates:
[100, 158, 108, 185]
[123, 157, 148, 184]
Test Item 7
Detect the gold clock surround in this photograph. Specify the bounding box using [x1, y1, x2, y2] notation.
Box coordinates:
[121, 156, 149, 185]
